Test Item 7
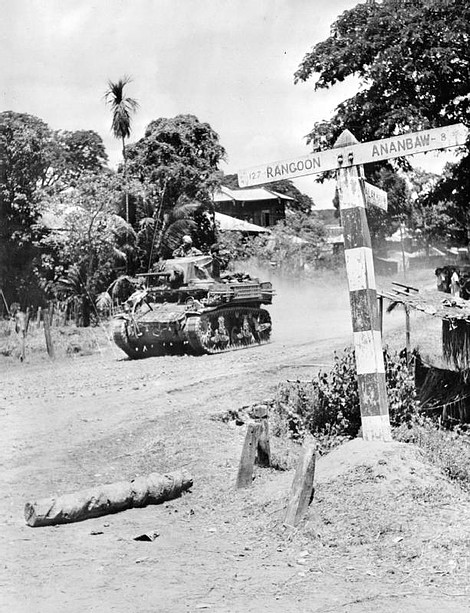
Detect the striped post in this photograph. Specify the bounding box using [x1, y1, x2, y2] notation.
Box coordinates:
[335, 130, 391, 442]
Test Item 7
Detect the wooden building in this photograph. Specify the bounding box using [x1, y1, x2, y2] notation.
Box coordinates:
[212, 186, 292, 228]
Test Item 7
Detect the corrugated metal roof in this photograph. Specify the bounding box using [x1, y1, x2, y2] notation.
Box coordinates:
[213, 186, 294, 203]
[214, 212, 270, 233]
[268, 189, 294, 201]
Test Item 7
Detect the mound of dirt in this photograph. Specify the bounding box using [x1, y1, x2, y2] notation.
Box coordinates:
[315, 437, 451, 493]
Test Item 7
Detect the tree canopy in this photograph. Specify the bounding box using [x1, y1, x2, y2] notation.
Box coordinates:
[42, 129, 108, 192]
[0, 111, 110, 305]
[47, 172, 136, 325]
[296, 0, 470, 140]
[295, 0, 470, 244]
[0, 112, 53, 304]
[127, 114, 226, 208]
[126, 114, 226, 257]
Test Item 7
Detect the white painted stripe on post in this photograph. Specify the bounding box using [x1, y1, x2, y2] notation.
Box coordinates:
[353, 330, 385, 374]
[336, 176, 365, 210]
[344, 247, 376, 291]
[362, 414, 392, 442]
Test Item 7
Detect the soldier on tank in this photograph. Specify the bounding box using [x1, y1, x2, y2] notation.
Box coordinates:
[210, 243, 229, 279]
[172, 235, 202, 258]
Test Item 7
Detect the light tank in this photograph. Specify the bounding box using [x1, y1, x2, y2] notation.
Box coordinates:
[112, 255, 273, 358]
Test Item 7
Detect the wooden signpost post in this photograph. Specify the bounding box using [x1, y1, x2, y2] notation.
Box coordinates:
[238, 123, 468, 442]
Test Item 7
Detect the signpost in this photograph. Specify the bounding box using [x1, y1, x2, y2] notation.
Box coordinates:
[363, 180, 388, 212]
[238, 123, 469, 442]
[238, 123, 468, 188]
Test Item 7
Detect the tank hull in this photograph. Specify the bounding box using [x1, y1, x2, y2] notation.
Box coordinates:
[111, 255, 273, 359]
[113, 305, 271, 358]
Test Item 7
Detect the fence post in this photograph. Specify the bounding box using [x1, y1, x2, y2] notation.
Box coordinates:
[43, 307, 55, 359]
[251, 405, 271, 467]
[236, 422, 263, 488]
[284, 436, 316, 528]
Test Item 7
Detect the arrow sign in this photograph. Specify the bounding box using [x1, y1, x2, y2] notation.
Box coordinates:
[238, 123, 468, 187]
[363, 180, 388, 212]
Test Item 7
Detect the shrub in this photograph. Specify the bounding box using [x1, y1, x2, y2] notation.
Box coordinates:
[272, 346, 418, 442]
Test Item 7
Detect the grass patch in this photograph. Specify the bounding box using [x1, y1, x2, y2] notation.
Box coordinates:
[395, 419, 470, 492]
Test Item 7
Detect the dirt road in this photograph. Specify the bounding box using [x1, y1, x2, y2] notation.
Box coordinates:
[1, 271, 468, 612]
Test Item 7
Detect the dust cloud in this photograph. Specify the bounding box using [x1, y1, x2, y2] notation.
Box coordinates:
[243, 263, 434, 350]
[244, 263, 354, 347]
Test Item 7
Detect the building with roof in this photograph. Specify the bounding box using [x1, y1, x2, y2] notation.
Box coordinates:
[212, 186, 293, 228]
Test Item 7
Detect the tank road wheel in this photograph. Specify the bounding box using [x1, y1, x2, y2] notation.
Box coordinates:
[242, 315, 256, 345]
[253, 310, 272, 344]
[211, 315, 229, 350]
[199, 316, 215, 350]
[186, 308, 272, 354]
[186, 314, 217, 354]
[230, 326, 242, 346]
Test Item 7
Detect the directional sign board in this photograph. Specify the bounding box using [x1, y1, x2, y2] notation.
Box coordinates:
[363, 180, 388, 212]
[238, 123, 468, 187]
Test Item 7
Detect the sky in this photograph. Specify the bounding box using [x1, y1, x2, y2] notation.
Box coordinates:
[1, 0, 454, 209]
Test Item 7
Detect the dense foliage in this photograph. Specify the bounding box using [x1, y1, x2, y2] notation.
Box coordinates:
[296, 0, 470, 245]
[273, 347, 418, 441]
[126, 114, 226, 258]
[0, 111, 112, 307]
[0, 107, 232, 312]
[0, 112, 51, 305]
[219, 211, 333, 274]
[42, 172, 137, 324]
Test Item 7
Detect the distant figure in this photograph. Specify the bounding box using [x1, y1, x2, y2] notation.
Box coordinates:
[172, 235, 202, 258]
[210, 243, 229, 278]
[10, 303, 27, 362]
[450, 268, 460, 297]
[210, 243, 222, 278]
[435, 266, 452, 293]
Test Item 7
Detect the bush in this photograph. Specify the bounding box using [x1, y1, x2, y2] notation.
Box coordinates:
[272, 346, 418, 443]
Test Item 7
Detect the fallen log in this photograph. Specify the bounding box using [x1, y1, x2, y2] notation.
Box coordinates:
[24, 469, 193, 527]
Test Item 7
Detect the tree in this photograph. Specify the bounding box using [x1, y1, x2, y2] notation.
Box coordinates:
[0, 111, 112, 307]
[221, 175, 314, 213]
[105, 76, 139, 225]
[0, 111, 52, 305]
[417, 156, 470, 247]
[295, 0, 470, 243]
[48, 172, 136, 325]
[41, 130, 108, 192]
[126, 114, 226, 259]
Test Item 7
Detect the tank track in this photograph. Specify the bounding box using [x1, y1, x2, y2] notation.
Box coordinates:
[112, 318, 168, 359]
[185, 306, 271, 355]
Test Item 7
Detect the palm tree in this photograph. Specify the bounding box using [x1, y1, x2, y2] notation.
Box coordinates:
[104, 76, 139, 225]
